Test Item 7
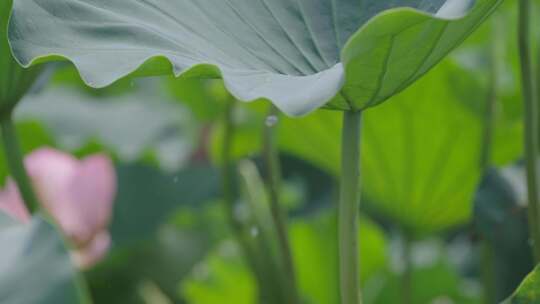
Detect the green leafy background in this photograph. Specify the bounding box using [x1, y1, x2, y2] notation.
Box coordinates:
[1, 0, 539, 303]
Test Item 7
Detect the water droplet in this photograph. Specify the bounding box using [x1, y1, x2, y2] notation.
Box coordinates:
[265, 115, 279, 127]
[250, 226, 259, 238]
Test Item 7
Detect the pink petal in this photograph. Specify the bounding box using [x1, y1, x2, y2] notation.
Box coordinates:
[24, 148, 89, 243]
[25, 147, 78, 215]
[21, 148, 116, 249]
[0, 179, 30, 223]
[67, 154, 116, 245]
[71, 231, 111, 270]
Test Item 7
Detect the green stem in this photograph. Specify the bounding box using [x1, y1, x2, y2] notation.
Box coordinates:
[220, 100, 275, 303]
[480, 242, 496, 304]
[262, 105, 300, 304]
[479, 17, 499, 172]
[339, 111, 363, 304]
[401, 236, 412, 304]
[518, 0, 540, 263]
[221, 99, 238, 229]
[478, 16, 500, 303]
[220, 100, 259, 278]
[0, 113, 38, 213]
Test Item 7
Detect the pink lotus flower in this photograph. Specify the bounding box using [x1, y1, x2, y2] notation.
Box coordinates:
[0, 148, 116, 269]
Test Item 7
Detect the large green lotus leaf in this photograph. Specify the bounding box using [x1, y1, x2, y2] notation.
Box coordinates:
[9, 0, 500, 116]
[0, 214, 89, 304]
[278, 60, 483, 234]
[0, 0, 41, 114]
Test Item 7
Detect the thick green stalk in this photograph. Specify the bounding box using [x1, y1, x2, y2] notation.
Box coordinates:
[262, 105, 300, 304]
[518, 0, 540, 262]
[339, 111, 363, 304]
[0, 113, 38, 213]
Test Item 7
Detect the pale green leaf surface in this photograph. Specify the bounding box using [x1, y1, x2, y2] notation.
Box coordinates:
[0, 214, 88, 304]
[9, 0, 500, 116]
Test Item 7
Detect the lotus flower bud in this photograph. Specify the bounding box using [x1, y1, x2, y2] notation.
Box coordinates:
[0, 148, 116, 269]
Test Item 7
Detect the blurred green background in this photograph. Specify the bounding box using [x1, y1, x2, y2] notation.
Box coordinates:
[1, 1, 540, 303]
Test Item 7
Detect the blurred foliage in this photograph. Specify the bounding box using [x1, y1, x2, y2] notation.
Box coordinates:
[111, 163, 220, 248]
[0, 121, 55, 183]
[17, 85, 198, 169]
[290, 213, 387, 304]
[504, 265, 540, 304]
[181, 242, 256, 304]
[1, 1, 539, 303]
[181, 211, 388, 304]
[88, 203, 227, 304]
[369, 262, 478, 304]
[0, 214, 88, 304]
[474, 166, 534, 301]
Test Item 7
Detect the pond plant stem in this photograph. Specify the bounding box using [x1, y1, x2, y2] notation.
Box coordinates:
[221, 99, 239, 235]
[0, 113, 38, 213]
[479, 16, 500, 304]
[220, 99, 261, 282]
[402, 235, 413, 304]
[262, 105, 301, 304]
[340, 110, 363, 304]
[518, 0, 540, 263]
[221, 99, 281, 304]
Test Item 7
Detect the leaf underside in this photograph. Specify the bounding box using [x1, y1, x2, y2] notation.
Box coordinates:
[0, 215, 85, 304]
[9, 0, 500, 115]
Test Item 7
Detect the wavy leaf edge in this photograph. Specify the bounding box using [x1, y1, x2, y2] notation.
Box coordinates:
[8, 0, 494, 116]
